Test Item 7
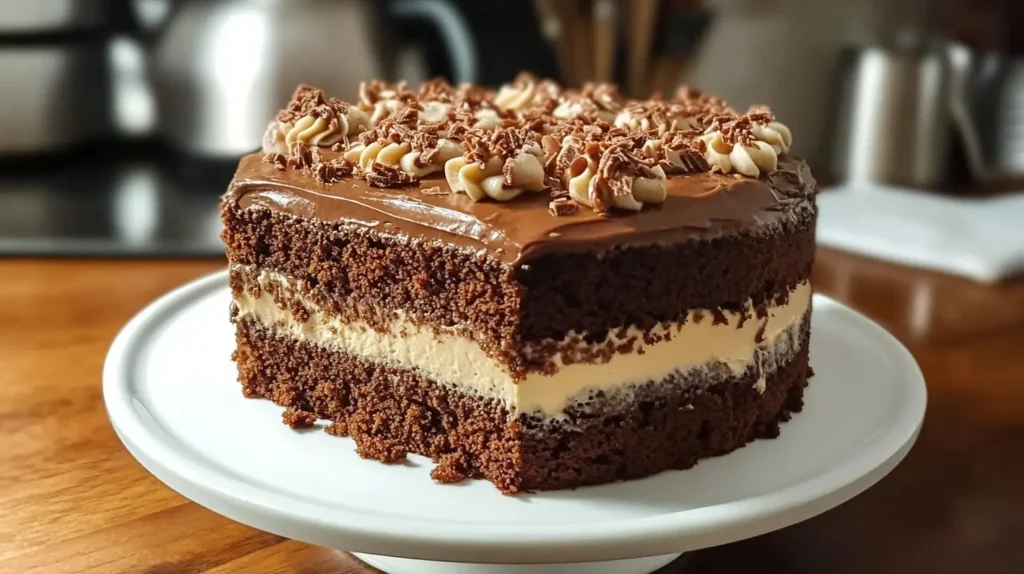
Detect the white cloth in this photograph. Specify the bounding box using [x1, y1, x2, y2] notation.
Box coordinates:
[816, 184, 1024, 283]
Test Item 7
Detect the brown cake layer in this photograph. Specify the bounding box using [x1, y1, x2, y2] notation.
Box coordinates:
[221, 195, 815, 372]
[232, 316, 811, 493]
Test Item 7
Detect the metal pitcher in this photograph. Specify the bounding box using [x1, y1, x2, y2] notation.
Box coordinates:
[831, 38, 1024, 187]
[948, 46, 1024, 184]
[830, 40, 957, 188]
[130, 0, 477, 159]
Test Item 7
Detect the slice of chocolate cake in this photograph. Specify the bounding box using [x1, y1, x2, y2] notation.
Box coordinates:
[221, 75, 817, 493]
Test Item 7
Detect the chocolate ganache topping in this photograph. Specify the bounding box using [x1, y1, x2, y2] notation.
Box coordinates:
[227, 73, 818, 263]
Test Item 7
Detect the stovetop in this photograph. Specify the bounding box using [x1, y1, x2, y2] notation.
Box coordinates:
[0, 140, 233, 258]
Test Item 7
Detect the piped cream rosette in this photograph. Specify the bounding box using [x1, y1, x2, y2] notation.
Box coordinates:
[365, 99, 454, 126]
[444, 143, 546, 202]
[264, 107, 371, 154]
[344, 138, 464, 178]
[560, 136, 667, 211]
[494, 81, 540, 112]
[363, 95, 501, 131]
[640, 138, 708, 174]
[552, 99, 617, 124]
[493, 74, 558, 112]
[613, 107, 700, 134]
[698, 120, 792, 178]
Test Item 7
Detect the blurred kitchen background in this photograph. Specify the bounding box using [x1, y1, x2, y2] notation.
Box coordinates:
[0, 0, 1021, 281]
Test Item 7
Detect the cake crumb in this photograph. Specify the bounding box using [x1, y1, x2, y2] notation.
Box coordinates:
[354, 434, 409, 463]
[325, 421, 350, 436]
[282, 408, 317, 429]
[431, 452, 469, 484]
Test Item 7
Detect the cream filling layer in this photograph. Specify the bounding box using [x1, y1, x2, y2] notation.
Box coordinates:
[233, 268, 811, 416]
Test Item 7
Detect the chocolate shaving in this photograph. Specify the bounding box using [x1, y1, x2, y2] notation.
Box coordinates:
[502, 157, 517, 186]
[262, 152, 287, 171]
[586, 143, 662, 212]
[461, 131, 491, 166]
[287, 142, 315, 169]
[264, 76, 784, 205]
[313, 158, 355, 185]
[418, 77, 455, 102]
[410, 130, 441, 166]
[673, 149, 710, 173]
[277, 84, 351, 126]
[568, 155, 589, 178]
[365, 162, 417, 188]
[548, 197, 578, 216]
[701, 109, 777, 148]
[554, 135, 585, 179]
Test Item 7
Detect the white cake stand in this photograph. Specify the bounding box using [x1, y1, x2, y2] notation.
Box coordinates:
[104, 271, 926, 574]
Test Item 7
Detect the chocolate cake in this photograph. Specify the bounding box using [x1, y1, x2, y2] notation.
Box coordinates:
[221, 74, 818, 493]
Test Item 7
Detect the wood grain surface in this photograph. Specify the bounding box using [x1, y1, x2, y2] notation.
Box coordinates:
[1, 249, 1022, 573]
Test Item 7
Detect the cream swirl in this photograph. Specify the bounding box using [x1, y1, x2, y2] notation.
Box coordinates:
[751, 121, 792, 154]
[566, 155, 667, 211]
[473, 108, 502, 130]
[261, 121, 288, 154]
[420, 101, 451, 124]
[345, 138, 462, 177]
[273, 106, 370, 151]
[553, 100, 617, 124]
[613, 108, 699, 134]
[444, 144, 546, 202]
[493, 74, 558, 112]
[368, 99, 404, 125]
[560, 136, 667, 211]
[698, 119, 792, 178]
[365, 98, 453, 127]
[640, 138, 709, 174]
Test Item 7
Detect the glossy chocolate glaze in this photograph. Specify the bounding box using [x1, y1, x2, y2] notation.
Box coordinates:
[227, 152, 816, 264]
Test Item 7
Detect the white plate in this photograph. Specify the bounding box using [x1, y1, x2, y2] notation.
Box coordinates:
[104, 270, 926, 572]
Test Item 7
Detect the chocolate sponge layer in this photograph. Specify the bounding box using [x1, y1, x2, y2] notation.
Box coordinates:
[232, 316, 811, 493]
[221, 198, 815, 375]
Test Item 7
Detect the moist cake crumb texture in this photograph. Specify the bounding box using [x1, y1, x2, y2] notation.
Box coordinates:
[221, 73, 819, 493]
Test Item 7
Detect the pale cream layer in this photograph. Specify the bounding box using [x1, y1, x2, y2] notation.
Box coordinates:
[233, 267, 811, 416]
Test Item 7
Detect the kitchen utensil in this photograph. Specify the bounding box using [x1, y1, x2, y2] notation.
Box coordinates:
[133, 0, 477, 160]
[533, 0, 574, 82]
[830, 39, 957, 188]
[948, 46, 1024, 184]
[647, 2, 712, 96]
[832, 36, 1024, 188]
[0, 0, 114, 34]
[548, 0, 588, 86]
[573, 0, 594, 84]
[591, 0, 615, 83]
[626, 0, 659, 96]
[0, 0, 121, 156]
[0, 40, 113, 156]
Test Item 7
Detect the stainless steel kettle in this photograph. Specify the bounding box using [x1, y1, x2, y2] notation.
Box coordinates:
[831, 37, 1024, 188]
[132, 0, 477, 159]
[949, 46, 1024, 184]
[830, 39, 959, 188]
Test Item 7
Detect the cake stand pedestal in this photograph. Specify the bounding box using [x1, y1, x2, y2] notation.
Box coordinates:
[104, 271, 926, 574]
[352, 552, 682, 574]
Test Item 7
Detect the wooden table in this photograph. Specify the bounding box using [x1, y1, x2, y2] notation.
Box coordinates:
[2, 249, 1023, 573]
